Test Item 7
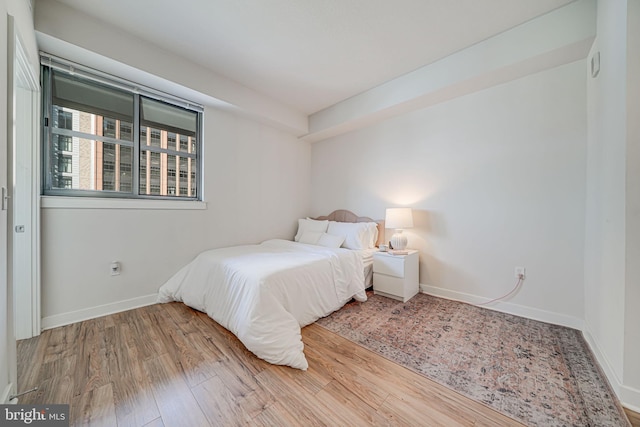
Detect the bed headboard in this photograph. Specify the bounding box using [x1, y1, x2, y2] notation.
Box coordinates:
[313, 210, 385, 247]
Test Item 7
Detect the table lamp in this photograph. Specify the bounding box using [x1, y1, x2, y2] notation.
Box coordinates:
[385, 207, 413, 250]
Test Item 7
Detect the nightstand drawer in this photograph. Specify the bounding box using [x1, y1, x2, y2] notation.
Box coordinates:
[373, 273, 405, 296]
[373, 254, 406, 278]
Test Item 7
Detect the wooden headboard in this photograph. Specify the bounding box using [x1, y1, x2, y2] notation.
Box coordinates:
[313, 209, 385, 247]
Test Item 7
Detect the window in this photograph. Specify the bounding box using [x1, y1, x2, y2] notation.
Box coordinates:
[57, 135, 73, 153]
[60, 155, 72, 173]
[42, 56, 202, 200]
[60, 177, 72, 189]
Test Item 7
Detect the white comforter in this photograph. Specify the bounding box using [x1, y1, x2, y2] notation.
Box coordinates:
[157, 239, 367, 370]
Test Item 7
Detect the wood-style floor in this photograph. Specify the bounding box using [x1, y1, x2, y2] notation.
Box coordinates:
[626, 408, 640, 427]
[15, 302, 629, 427]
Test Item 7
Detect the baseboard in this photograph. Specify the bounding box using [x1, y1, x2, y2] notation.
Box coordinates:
[620, 386, 640, 412]
[41, 293, 158, 330]
[420, 284, 584, 330]
[581, 323, 640, 412]
[581, 324, 625, 399]
[1, 383, 14, 404]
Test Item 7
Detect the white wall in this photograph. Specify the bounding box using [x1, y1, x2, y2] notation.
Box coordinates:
[584, 0, 640, 410]
[1, 0, 38, 403]
[624, 0, 640, 407]
[583, 0, 628, 399]
[312, 61, 587, 326]
[40, 108, 310, 327]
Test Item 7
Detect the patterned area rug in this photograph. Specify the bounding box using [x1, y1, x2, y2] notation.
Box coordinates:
[316, 292, 630, 427]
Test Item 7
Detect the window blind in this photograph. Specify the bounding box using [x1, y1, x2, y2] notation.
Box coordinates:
[140, 96, 197, 136]
[51, 69, 134, 122]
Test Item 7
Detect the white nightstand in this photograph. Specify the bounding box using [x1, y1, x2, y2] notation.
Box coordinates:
[373, 250, 419, 302]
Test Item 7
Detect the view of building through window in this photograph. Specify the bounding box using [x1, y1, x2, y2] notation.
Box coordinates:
[139, 128, 197, 197]
[49, 106, 198, 198]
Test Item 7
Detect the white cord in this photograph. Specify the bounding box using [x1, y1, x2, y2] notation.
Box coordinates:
[476, 275, 524, 306]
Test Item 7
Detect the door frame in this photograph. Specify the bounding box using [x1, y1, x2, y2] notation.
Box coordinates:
[8, 15, 40, 342]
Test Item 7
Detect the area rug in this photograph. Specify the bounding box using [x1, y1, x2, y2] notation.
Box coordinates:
[316, 292, 630, 427]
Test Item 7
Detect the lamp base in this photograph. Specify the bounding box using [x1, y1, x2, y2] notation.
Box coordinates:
[390, 230, 408, 250]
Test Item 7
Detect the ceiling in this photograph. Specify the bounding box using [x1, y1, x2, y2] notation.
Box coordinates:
[53, 0, 576, 115]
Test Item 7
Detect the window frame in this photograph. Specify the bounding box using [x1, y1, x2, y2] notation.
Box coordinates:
[41, 53, 204, 201]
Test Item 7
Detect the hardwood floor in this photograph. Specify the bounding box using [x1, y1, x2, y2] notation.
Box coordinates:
[626, 408, 640, 427]
[17, 302, 538, 426]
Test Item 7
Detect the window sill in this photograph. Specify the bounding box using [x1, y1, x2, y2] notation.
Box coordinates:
[41, 196, 207, 210]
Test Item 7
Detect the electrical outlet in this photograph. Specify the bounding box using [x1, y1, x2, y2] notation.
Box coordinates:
[515, 266, 525, 279]
[110, 261, 121, 276]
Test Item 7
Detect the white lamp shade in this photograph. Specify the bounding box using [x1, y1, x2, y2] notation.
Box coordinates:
[385, 207, 413, 250]
[385, 208, 414, 230]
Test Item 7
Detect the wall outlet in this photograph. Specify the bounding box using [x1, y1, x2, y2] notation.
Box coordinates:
[515, 266, 526, 279]
[110, 261, 121, 276]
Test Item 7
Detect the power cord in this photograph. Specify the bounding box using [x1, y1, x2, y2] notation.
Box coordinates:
[476, 274, 524, 306]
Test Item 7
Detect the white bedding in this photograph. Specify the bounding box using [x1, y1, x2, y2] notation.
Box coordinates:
[361, 247, 378, 287]
[157, 239, 367, 370]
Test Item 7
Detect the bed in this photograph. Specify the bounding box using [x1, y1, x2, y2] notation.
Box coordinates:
[157, 210, 383, 370]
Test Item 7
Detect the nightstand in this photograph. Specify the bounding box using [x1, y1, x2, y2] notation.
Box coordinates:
[373, 250, 419, 302]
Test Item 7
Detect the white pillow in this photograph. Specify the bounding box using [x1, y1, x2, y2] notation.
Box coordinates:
[294, 218, 329, 242]
[365, 222, 379, 248]
[298, 231, 323, 245]
[317, 233, 345, 248]
[326, 221, 372, 250]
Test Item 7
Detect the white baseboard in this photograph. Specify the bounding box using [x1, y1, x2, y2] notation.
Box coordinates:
[420, 284, 584, 330]
[41, 293, 158, 330]
[2, 383, 14, 404]
[581, 324, 624, 397]
[620, 386, 640, 413]
[582, 323, 640, 411]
